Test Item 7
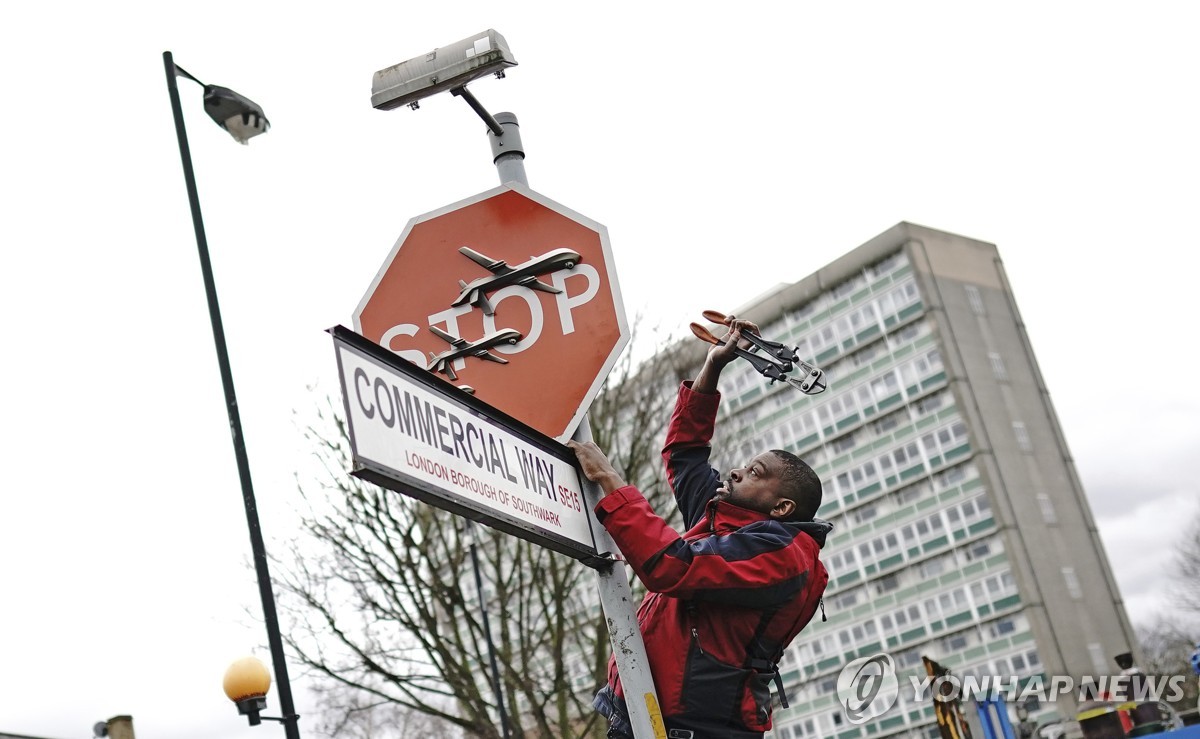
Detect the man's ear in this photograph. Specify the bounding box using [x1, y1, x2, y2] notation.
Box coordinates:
[771, 497, 796, 520]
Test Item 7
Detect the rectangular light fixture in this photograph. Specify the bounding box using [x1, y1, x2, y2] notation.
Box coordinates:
[371, 29, 518, 111]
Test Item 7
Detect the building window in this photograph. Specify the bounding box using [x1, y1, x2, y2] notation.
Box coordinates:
[831, 433, 857, 453]
[852, 341, 882, 367]
[791, 719, 816, 738]
[875, 574, 900, 594]
[873, 412, 900, 434]
[937, 464, 967, 488]
[1013, 422, 1033, 452]
[896, 481, 929, 506]
[1088, 643, 1108, 676]
[989, 618, 1017, 638]
[897, 648, 923, 669]
[965, 541, 991, 561]
[789, 301, 818, 322]
[833, 588, 860, 609]
[1037, 493, 1058, 525]
[869, 251, 907, 278]
[872, 371, 900, 401]
[915, 392, 944, 417]
[988, 352, 1008, 381]
[831, 277, 861, 299]
[1063, 567, 1083, 600]
[853, 504, 878, 525]
[965, 285, 985, 315]
[921, 558, 945, 579]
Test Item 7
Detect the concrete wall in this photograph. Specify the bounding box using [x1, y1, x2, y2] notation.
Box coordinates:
[903, 226, 1138, 713]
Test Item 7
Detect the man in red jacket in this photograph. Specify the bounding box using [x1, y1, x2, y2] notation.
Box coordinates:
[569, 318, 832, 739]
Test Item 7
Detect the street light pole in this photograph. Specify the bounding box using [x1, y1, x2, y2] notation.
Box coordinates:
[162, 50, 300, 739]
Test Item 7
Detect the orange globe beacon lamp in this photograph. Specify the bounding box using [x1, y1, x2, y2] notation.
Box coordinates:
[224, 657, 273, 726]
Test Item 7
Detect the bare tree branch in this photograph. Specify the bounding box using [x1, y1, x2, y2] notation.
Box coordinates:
[1136, 617, 1200, 712]
[1172, 505, 1200, 615]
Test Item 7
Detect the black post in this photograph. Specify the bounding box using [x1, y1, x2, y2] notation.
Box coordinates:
[466, 522, 511, 738]
[162, 51, 300, 739]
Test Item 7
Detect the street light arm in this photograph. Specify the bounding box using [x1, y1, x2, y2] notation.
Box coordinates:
[451, 86, 504, 137]
[171, 63, 206, 88]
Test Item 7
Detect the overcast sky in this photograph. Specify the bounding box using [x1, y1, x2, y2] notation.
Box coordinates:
[1, 2, 1197, 738]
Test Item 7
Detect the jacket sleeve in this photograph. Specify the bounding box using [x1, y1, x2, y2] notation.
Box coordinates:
[662, 382, 723, 530]
[596, 486, 814, 608]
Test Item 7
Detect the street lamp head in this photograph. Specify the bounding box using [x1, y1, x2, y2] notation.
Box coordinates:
[204, 84, 270, 144]
[1113, 652, 1134, 671]
[224, 656, 272, 725]
[371, 29, 517, 111]
[92, 716, 133, 739]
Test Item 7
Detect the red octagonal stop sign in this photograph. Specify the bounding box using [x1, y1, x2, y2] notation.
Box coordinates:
[353, 183, 629, 442]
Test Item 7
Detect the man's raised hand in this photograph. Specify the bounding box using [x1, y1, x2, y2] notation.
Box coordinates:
[567, 440, 627, 494]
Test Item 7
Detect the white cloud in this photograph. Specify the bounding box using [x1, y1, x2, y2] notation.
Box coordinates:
[1096, 493, 1199, 627]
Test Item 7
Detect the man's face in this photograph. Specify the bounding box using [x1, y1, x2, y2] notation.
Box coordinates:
[716, 452, 792, 518]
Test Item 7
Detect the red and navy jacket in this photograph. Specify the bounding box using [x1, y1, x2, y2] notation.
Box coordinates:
[594, 382, 831, 736]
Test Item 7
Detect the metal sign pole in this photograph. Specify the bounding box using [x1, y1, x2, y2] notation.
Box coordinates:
[572, 421, 667, 739]
[486, 114, 665, 739]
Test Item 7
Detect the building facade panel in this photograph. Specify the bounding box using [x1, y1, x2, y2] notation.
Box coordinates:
[694, 224, 1134, 738]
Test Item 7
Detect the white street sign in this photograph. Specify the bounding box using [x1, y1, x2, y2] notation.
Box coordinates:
[332, 327, 599, 560]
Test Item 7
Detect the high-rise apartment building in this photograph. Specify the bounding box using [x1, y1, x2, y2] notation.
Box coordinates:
[695, 223, 1137, 739]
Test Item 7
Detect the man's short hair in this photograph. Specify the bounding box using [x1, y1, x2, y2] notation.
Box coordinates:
[770, 449, 822, 522]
